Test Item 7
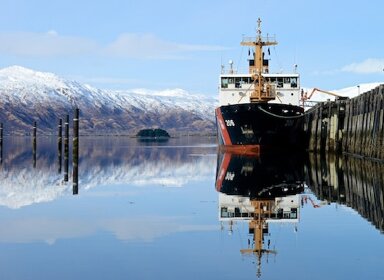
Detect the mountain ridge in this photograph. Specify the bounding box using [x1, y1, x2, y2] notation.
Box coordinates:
[0, 66, 218, 135]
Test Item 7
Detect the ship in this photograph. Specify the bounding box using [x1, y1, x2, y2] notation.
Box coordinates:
[215, 18, 305, 154]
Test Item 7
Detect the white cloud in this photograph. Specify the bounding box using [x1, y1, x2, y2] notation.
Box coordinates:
[0, 31, 98, 56]
[105, 33, 227, 59]
[46, 30, 59, 36]
[103, 218, 218, 242]
[341, 58, 384, 74]
[0, 216, 218, 244]
[0, 31, 226, 59]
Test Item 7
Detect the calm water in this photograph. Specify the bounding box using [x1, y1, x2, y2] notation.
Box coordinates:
[0, 136, 383, 280]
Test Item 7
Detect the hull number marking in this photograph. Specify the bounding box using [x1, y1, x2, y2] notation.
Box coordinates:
[225, 172, 235, 181]
[225, 120, 235, 127]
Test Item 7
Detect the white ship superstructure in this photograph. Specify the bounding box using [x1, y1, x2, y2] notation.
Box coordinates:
[219, 193, 300, 223]
[219, 72, 301, 106]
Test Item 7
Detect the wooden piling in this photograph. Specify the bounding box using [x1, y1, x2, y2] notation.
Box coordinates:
[72, 108, 79, 195]
[342, 101, 351, 153]
[33, 121, 36, 168]
[64, 115, 69, 182]
[58, 119, 62, 173]
[72, 165, 78, 195]
[73, 109, 79, 164]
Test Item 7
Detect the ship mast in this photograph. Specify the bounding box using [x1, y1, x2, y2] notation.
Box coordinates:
[241, 18, 277, 102]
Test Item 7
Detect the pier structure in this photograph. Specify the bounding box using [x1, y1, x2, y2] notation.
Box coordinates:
[305, 84, 384, 159]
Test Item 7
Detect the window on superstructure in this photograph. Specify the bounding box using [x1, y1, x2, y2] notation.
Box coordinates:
[290, 212, 297, 219]
[235, 207, 241, 217]
[290, 77, 298, 88]
[277, 77, 284, 88]
[221, 78, 229, 88]
[220, 207, 229, 217]
[235, 77, 241, 88]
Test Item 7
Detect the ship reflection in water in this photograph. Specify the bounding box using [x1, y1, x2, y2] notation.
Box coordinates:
[215, 151, 384, 277]
[215, 152, 305, 277]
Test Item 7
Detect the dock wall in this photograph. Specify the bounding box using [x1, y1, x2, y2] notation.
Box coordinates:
[305, 84, 384, 159]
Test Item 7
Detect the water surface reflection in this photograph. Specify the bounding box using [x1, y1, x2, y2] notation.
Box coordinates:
[0, 137, 216, 208]
[216, 152, 305, 277]
[0, 137, 383, 279]
[306, 153, 384, 233]
[215, 151, 384, 279]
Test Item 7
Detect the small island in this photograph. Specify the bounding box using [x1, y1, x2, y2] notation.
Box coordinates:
[136, 128, 171, 142]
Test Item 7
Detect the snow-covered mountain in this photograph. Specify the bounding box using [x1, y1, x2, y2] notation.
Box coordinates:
[0, 66, 218, 135]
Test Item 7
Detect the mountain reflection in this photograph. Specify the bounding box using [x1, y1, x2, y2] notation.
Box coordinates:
[0, 137, 216, 208]
[215, 151, 384, 277]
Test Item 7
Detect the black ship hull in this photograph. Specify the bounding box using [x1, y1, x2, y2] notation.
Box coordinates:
[215, 103, 305, 153]
[215, 152, 305, 199]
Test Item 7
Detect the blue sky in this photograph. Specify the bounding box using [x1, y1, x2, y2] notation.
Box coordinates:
[1, 0, 383, 95]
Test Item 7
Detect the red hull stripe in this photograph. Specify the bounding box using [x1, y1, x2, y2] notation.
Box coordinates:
[215, 152, 233, 192]
[215, 108, 232, 145]
[219, 145, 260, 156]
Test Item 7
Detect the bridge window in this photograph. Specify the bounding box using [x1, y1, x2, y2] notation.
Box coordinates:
[222, 77, 253, 88]
[277, 77, 284, 88]
[220, 207, 229, 217]
[235, 77, 241, 88]
[221, 78, 229, 88]
[221, 77, 235, 88]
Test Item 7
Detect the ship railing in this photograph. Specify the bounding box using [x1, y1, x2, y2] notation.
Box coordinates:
[241, 35, 276, 44]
